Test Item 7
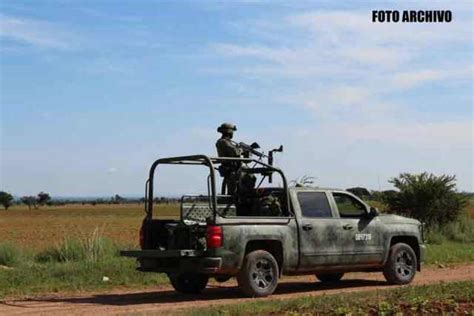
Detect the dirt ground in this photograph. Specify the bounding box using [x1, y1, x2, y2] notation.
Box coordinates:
[1, 263, 472, 315]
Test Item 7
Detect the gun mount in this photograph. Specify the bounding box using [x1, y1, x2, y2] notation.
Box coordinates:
[233, 141, 284, 178]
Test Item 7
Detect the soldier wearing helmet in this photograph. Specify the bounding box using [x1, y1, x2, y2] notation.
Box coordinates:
[216, 123, 241, 157]
[216, 122, 242, 195]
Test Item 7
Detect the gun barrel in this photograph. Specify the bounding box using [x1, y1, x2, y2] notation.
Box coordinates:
[238, 142, 266, 158]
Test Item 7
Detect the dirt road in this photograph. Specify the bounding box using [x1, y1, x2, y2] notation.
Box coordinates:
[1, 263, 472, 315]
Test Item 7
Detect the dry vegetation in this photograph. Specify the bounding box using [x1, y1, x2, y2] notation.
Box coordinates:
[1, 199, 473, 251]
[0, 203, 179, 250]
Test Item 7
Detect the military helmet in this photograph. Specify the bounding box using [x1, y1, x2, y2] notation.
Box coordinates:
[217, 122, 237, 133]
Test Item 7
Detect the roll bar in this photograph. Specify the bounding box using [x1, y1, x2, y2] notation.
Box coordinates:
[145, 155, 289, 219]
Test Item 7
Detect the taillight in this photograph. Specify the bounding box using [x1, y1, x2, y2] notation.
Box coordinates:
[206, 225, 223, 248]
[139, 225, 145, 249]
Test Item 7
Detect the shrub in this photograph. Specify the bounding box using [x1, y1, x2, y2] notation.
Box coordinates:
[0, 243, 25, 267]
[425, 230, 446, 245]
[438, 212, 474, 243]
[36, 228, 118, 263]
[384, 173, 467, 228]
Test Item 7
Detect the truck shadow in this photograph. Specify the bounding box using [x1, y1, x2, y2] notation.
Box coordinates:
[6, 279, 389, 308]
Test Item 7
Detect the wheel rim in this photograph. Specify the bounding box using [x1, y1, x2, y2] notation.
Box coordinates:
[395, 250, 414, 278]
[250, 258, 275, 290]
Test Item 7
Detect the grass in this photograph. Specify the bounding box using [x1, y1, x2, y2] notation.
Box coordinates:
[35, 227, 118, 263]
[0, 229, 167, 298]
[425, 242, 474, 265]
[0, 238, 471, 299]
[0, 257, 167, 298]
[0, 243, 26, 267]
[186, 281, 474, 315]
[425, 211, 474, 244]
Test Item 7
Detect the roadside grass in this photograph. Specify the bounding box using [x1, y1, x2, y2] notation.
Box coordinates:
[425, 242, 474, 265]
[0, 257, 167, 298]
[0, 229, 167, 298]
[186, 281, 474, 316]
[0, 238, 472, 299]
[0, 242, 28, 267]
[425, 211, 474, 244]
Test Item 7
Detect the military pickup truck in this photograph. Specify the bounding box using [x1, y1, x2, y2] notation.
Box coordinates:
[121, 155, 425, 297]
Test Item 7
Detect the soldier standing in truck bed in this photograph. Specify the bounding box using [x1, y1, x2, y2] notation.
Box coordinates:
[216, 123, 242, 195]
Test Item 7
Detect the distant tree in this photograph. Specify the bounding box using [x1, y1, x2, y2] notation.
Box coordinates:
[384, 173, 467, 227]
[112, 194, 125, 204]
[0, 191, 14, 210]
[37, 192, 51, 208]
[346, 187, 371, 199]
[21, 196, 37, 211]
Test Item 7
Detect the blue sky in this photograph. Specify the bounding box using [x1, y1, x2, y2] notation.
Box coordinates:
[1, 1, 472, 196]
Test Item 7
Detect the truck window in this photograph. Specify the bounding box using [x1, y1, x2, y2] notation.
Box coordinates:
[297, 192, 332, 218]
[333, 193, 366, 218]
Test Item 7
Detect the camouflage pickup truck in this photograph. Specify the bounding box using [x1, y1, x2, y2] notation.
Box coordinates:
[121, 155, 425, 297]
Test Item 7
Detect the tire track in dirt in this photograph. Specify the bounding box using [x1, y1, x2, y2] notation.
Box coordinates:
[1, 263, 472, 315]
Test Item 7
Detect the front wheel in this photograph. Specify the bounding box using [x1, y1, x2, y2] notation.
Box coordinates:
[237, 250, 279, 297]
[383, 243, 417, 285]
[168, 273, 209, 294]
[316, 272, 344, 283]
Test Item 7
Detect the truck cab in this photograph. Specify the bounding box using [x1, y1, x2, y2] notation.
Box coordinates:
[121, 155, 425, 297]
[290, 187, 423, 271]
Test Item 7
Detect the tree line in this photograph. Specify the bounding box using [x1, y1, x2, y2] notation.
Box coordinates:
[1, 172, 471, 229]
[0, 192, 179, 210]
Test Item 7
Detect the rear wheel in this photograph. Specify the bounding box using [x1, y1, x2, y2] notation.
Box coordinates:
[168, 273, 209, 294]
[316, 272, 344, 283]
[237, 250, 279, 297]
[383, 243, 417, 285]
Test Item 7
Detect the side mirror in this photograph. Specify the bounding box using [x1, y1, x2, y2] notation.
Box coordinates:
[368, 207, 379, 217]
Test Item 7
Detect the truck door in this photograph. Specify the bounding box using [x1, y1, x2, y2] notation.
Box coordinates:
[295, 191, 345, 269]
[331, 192, 384, 264]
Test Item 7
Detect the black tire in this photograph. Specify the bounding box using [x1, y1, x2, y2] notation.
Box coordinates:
[383, 243, 417, 285]
[168, 273, 209, 294]
[316, 272, 344, 283]
[237, 250, 279, 297]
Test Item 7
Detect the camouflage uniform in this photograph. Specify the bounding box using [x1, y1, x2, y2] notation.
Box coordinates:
[236, 172, 257, 216]
[216, 123, 241, 195]
[236, 173, 282, 217]
[257, 194, 281, 216]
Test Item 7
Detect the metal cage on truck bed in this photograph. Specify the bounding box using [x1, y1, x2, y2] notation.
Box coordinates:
[144, 155, 290, 222]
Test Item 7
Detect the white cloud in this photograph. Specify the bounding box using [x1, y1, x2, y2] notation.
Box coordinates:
[107, 168, 118, 174]
[0, 14, 74, 49]
[211, 9, 472, 119]
[391, 70, 444, 89]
